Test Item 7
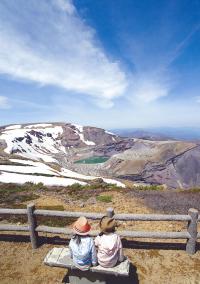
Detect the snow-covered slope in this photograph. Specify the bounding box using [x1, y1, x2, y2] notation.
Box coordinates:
[73, 124, 95, 146]
[0, 123, 125, 187]
[0, 172, 88, 187]
[0, 123, 120, 162]
[1, 125, 65, 162]
[0, 158, 125, 187]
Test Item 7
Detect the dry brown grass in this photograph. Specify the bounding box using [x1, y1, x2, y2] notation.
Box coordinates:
[0, 236, 200, 284]
[0, 187, 200, 283]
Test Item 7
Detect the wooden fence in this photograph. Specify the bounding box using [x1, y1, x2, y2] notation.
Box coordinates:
[0, 204, 199, 255]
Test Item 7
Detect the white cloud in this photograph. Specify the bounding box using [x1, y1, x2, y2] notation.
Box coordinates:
[195, 96, 200, 103]
[1, 0, 194, 111]
[0, 0, 127, 107]
[130, 73, 170, 103]
[0, 96, 10, 109]
[54, 0, 75, 14]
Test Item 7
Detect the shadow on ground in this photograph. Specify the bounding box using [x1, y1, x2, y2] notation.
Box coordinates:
[1, 234, 199, 252]
[62, 264, 139, 284]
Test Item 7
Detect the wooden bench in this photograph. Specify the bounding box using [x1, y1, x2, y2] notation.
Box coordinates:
[44, 247, 131, 284]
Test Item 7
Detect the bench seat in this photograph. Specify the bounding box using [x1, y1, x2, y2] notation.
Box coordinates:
[44, 247, 130, 276]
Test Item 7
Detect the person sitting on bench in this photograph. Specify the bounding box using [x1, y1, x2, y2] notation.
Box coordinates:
[95, 216, 125, 268]
[69, 216, 97, 271]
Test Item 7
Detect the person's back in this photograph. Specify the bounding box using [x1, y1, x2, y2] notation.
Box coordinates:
[69, 216, 97, 270]
[95, 216, 124, 268]
[95, 232, 124, 268]
[69, 235, 97, 270]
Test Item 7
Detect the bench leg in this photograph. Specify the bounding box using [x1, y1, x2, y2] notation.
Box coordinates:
[63, 271, 137, 284]
[67, 270, 106, 284]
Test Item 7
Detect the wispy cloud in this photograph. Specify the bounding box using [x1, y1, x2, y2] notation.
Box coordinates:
[0, 0, 127, 107]
[195, 96, 200, 103]
[167, 23, 200, 67]
[123, 18, 200, 104]
[0, 96, 10, 109]
[128, 72, 171, 103]
[54, 0, 75, 14]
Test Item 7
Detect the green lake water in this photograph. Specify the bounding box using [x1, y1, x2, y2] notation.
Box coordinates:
[74, 156, 109, 164]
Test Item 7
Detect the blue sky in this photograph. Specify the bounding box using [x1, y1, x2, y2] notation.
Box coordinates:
[0, 0, 200, 129]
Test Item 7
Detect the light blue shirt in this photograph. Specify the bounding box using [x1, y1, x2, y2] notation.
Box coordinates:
[69, 236, 97, 269]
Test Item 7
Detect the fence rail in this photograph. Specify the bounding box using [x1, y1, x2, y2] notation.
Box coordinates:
[0, 204, 199, 255]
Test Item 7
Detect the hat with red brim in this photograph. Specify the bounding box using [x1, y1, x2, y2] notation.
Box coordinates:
[72, 216, 91, 235]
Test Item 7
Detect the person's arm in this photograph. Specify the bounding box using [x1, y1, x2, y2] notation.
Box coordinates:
[118, 238, 125, 262]
[119, 247, 125, 262]
[91, 240, 98, 266]
[69, 240, 73, 258]
[94, 236, 99, 247]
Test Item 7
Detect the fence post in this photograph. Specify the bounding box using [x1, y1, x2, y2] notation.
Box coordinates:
[186, 208, 198, 255]
[27, 203, 38, 249]
[106, 208, 114, 218]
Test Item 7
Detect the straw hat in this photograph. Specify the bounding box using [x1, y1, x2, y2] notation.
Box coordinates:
[100, 216, 117, 233]
[72, 216, 91, 235]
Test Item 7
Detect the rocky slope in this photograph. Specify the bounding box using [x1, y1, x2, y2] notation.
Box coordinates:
[0, 122, 200, 189]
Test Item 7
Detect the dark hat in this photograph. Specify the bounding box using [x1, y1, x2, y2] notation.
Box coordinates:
[100, 216, 117, 233]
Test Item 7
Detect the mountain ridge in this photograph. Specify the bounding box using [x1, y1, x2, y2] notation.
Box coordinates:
[112, 127, 200, 141]
[1, 122, 200, 189]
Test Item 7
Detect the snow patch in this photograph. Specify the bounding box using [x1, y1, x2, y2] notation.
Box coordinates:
[102, 178, 125, 188]
[79, 133, 95, 146]
[61, 168, 95, 180]
[0, 172, 86, 186]
[61, 168, 125, 187]
[0, 165, 59, 176]
[8, 159, 125, 187]
[25, 124, 53, 128]
[0, 126, 65, 163]
[73, 124, 95, 146]
[5, 125, 21, 130]
[74, 124, 83, 132]
[10, 158, 54, 167]
[105, 130, 115, 135]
